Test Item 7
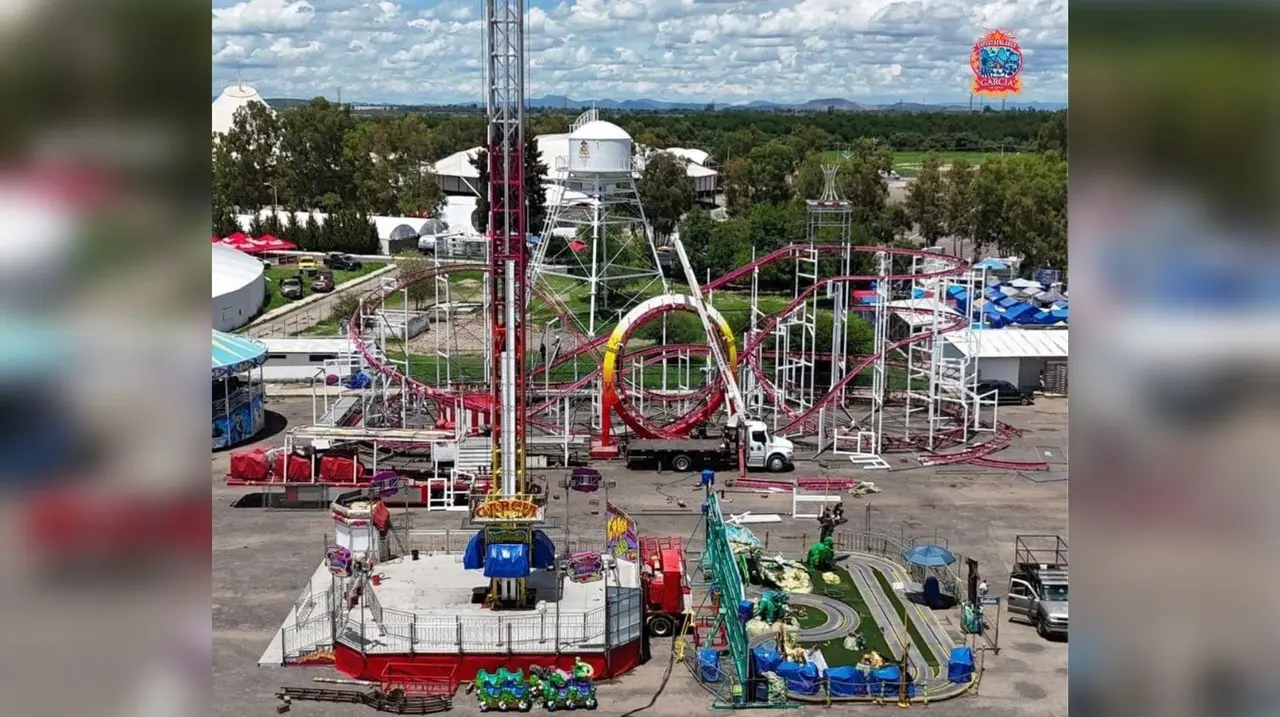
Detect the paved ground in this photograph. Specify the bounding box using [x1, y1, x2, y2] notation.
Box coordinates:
[213, 396, 1067, 716]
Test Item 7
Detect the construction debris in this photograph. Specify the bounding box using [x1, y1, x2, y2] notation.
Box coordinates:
[275, 686, 452, 714]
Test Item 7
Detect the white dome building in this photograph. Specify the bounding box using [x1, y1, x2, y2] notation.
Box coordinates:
[212, 82, 272, 138]
[212, 243, 266, 331]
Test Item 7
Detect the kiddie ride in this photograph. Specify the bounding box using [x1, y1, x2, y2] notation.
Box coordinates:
[473, 659, 598, 712]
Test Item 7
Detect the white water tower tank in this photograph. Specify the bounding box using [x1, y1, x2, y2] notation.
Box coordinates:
[568, 120, 632, 173]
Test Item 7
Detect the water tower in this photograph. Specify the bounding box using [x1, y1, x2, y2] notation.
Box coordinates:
[532, 110, 668, 337]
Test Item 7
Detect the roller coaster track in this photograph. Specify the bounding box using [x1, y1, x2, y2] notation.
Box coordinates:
[345, 248, 1050, 470]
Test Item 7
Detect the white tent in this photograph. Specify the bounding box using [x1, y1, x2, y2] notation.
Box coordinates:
[212, 82, 272, 137]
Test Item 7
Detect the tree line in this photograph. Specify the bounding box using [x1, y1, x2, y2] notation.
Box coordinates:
[672, 141, 1066, 290]
[213, 98, 1064, 270]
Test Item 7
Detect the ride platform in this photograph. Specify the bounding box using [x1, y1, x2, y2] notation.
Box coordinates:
[332, 552, 645, 684]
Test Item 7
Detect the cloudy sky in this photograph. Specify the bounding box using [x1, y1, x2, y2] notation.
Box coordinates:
[212, 0, 1067, 105]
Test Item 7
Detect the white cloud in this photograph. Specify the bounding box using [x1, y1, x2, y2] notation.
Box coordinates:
[211, 0, 1067, 105]
[212, 0, 315, 34]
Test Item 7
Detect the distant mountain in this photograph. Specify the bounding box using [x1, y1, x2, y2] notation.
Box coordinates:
[528, 95, 707, 111]
[263, 94, 1066, 113]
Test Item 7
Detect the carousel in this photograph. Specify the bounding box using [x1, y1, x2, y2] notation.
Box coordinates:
[212, 329, 268, 449]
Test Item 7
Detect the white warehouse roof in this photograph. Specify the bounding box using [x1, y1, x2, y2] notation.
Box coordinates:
[945, 328, 1068, 359]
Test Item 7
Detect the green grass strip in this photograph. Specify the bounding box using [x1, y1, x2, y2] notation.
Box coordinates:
[796, 567, 894, 667]
[872, 568, 940, 668]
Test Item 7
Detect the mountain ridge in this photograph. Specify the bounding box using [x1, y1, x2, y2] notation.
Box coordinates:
[260, 94, 1066, 112]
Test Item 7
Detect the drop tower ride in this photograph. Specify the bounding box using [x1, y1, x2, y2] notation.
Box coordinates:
[474, 0, 544, 607]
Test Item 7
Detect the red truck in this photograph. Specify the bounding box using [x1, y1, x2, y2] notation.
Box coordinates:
[640, 536, 691, 637]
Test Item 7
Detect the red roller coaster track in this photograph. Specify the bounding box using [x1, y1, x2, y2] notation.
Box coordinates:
[345, 245, 1050, 471]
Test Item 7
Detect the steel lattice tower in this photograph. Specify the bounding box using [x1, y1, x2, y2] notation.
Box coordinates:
[485, 0, 527, 498]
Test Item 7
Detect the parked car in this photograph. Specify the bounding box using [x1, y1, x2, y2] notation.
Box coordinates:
[311, 271, 335, 293]
[296, 256, 319, 271]
[279, 276, 304, 300]
[975, 379, 1035, 405]
[324, 252, 362, 271]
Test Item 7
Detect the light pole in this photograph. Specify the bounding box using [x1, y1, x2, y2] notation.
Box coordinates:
[264, 181, 278, 209]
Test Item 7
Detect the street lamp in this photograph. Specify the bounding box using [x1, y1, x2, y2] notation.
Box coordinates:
[264, 181, 278, 209]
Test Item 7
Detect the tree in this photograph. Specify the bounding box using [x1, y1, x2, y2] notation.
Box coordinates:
[904, 152, 946, 246]
[396, 252, 434, 309]
[470, 149, 489, 233]
[329, 293, 361, 324]
[677, 208, 716, 278]
[638, 152, 696, 244]
[942, 157, 976, 255]
[745, 140, 796, 207]
[277, 98, 363, 212]
[212, 202, 241, 238]
[722, 156, 752, 218]
[525, 134, 550, 235]
[348, 115, 447, 217]
[301, 214, 322, 251]
[213, 101, 283, 210]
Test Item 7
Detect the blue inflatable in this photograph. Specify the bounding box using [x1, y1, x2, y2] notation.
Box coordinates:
[947, 646, 975, 683]
[698, 648, 723, 683]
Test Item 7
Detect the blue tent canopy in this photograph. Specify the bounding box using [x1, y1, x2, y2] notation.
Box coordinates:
[973, 258, 1008, 271]
[903, 544, 956, 567]
[531, 530, 556, 570]
[213, 330, 268, 379]
[484, 543, 531, 579]
[463, 530, 486, 569]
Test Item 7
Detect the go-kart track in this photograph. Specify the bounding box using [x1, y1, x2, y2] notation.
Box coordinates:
[739, 550, 973, 704]
[345, 243, 1050, 471]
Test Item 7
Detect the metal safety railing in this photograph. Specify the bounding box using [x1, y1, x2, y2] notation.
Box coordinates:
[336, 605, 609, 655]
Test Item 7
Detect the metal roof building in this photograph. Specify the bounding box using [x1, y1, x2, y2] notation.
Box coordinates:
[942, 328, 1069, 391]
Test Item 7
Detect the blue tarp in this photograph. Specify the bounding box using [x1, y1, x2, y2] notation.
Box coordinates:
[463, 530, 485, 570]
[827, 666, 865, 696]
[1004, 302, 1036, 320]
[698, 649, 723, 683]
[751, 647, 782, 675]
[531, 530, 556, 570]
[776, 662, 820, 695]
[974, 258, 1008, 271]
[483, 543, 530, 579]
[948, 646, 975, 683]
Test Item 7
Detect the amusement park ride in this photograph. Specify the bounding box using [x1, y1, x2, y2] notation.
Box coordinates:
[246, 1, 1048, 709]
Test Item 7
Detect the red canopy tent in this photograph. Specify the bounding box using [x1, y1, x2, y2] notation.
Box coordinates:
[243, 234, 297, 254]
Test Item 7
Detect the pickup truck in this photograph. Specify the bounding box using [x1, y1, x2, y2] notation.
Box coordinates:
[1007, 534, 1068, 639]
[279, 276, 304, 300]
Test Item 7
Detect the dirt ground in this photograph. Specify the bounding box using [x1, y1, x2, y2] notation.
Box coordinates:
[213, 396, 1067, 716]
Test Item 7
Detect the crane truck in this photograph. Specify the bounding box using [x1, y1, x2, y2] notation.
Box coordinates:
[621, 417, 794, 472]
[624, 222, 793, 475]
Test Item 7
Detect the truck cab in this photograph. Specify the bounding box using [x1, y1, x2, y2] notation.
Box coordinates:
[743, 419, 794, 472]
